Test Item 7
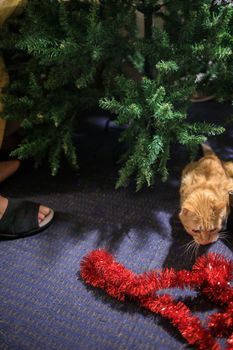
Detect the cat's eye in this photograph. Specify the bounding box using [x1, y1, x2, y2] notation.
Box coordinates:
[192, 229, 200, 233]
[210, 228, 217, 233]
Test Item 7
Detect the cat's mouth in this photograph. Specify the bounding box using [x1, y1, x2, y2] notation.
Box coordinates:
[194, 237, 219, 245]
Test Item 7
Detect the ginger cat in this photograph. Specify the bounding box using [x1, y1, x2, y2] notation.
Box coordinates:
[179, 144, 233, 245]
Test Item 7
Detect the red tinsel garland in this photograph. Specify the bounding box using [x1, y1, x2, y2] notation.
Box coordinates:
[80, 250, 233, 350]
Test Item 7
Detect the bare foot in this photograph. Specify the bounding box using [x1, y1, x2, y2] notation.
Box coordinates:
[0, 160, 20, 183]
[0, 196, 51, 224]
[38, 205, 51, 224]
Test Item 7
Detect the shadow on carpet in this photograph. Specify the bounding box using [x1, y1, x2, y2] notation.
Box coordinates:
[1, 124, 233, 349]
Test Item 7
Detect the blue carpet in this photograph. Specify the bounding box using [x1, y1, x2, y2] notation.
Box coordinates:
[0, 101, 233, 350]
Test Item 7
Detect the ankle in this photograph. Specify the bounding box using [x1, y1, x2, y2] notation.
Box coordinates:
[0, 196, 8, 218]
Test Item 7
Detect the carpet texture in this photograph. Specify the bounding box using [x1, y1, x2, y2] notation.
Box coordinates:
[0, 101, 233, 350]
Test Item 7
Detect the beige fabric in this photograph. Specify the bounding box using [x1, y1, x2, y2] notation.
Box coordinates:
[0, 0, 26, 148]
[0, 0, 26, 26]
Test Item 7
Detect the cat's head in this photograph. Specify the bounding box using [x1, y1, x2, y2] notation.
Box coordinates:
[179, 191, 227, 245]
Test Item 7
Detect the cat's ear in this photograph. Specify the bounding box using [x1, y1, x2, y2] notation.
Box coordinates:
[214, 201, 226, 213]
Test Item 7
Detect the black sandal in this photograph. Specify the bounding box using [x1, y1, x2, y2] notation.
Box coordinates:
[0, 198, 54, 239]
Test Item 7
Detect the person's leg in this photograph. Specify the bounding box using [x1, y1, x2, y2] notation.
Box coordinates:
[0, 160, 20, 182]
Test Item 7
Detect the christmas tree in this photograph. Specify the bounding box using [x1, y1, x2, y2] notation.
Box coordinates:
[101, 0, 232, 189]
[0, 0, 137, 174]
[0, 0, 232, 187]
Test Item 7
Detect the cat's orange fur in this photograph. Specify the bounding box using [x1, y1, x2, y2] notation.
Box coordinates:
[179, 145, 233, 245]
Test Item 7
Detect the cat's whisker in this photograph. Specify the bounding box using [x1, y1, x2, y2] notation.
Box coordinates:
[194, 243, 200, 258]
[181, 239, 193, 249]
[189, 243, 197, 255]
[180, 247, 190, 257]
[180, 242, 190, 250]
[183, 240, 197, 261]
[219, 236, 230, 244]
[185, 240, 194, 249]
[180, 240, 191, 247]
[219, 232, 229, 237]
[219, 233, 231, 244]
[221, 238, 231, 245]
[219, 232, 228, 237]
[190, 241, 199, 261]
[185, 240, 195, 252]
[181, 240, 196, 257]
